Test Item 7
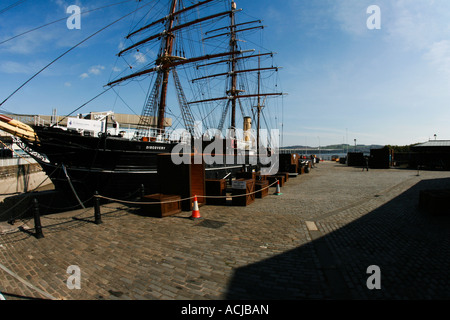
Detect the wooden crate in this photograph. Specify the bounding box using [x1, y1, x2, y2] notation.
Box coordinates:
[257, 173, 267, 181]
[279, 172, 289, 182]
[255, 180, 269, 198]
[276, 175, 286, 186]
[279, 154, 299, 172]
[205, 179, 227, 205]
[232, 179, 255, 206]
[298, 166, 305, 175]
[268, 175, 285, 187]
[288, 164, 298, 175]
[141, 194, 181, 218]
[157, 154, 205, 211]
[256, 172, 264, 180]
[235, 171, 256, 180]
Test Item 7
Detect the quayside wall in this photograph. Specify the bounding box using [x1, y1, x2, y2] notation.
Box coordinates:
[0, 158, 53, 202]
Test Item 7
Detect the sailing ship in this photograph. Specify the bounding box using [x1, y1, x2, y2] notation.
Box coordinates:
[0, 0, 285, 201]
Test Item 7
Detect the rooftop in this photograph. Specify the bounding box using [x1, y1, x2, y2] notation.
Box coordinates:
[413, 140, 450, 148]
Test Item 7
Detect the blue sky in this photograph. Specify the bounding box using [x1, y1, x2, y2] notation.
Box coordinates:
[1, 0, 450, 147]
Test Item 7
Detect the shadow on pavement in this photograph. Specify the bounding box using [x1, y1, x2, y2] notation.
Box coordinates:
[225, 177, 450, 299]
[0, 291, 48, 300]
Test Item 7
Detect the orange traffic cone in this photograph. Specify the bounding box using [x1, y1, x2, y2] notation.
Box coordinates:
[190, 195, 202, 220]
[274, 180, 282, 196]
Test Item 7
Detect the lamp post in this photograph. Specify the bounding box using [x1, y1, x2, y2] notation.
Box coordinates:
[317, 136, 321, 160]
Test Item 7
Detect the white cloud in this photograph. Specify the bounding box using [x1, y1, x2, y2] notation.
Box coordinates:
[424, 40, 450, 76]
[330, 0, 450, 46]
[0, 28, 58, 55]
[0, 61, 42, 74]
[133, 52, 147, 64]
[385, 1, 450, 50]
[53, 0, 84, 10]
[88, 65, 105, 75]
[79, 65, 105, 79]
[332, 0, 370, 36]
[329, 0, 450, 79]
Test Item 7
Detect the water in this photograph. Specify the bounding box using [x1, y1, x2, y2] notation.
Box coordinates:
[280, 150, 348, 161]
[317, 153, 348, 161]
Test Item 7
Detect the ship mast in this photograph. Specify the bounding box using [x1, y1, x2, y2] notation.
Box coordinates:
[192, 0, 284, 138]
[229, 0, 238, 130]
[106, 0, 237, 136]
[157, 0, 178, 131]
[256, 54, 262, 154]
[105, 0, 285, 140]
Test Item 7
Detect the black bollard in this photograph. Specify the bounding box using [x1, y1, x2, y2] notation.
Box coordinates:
[32, 198, 44, 239]
[94, 191, 103, 225]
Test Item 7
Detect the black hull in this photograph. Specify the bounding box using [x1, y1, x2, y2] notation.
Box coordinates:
[38, 160, 250, 203]
[25, 126, 257, 202]
[39, 163, 160, 202]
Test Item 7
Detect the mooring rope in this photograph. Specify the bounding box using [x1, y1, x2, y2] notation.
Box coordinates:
[61, 164, 86, 210]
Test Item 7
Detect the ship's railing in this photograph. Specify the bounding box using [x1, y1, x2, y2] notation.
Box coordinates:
[136, 128, 191, 144]
[34, 115, 48, 126]
[4, 114, 48, 126]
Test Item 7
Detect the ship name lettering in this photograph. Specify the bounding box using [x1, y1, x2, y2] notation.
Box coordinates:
[146, 146, 166, 150]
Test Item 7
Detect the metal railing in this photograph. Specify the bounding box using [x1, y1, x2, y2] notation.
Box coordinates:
[136, 128, 191, 144]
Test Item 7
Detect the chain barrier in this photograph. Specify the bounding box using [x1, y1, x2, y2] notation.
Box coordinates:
[0, 163, 61, 221]
[95, 180, 280, 205]
[38, 195, 94, 212]
[0, 217, 32, 235]
[2, 175, 281, 236]
[40, 207, 94, 221]
[0, 197, 31, 220]
[37, 185, 142, 217]
[8, 204, 34, 221]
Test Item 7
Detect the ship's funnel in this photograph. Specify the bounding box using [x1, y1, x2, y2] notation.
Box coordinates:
[243, 116, 251, 142]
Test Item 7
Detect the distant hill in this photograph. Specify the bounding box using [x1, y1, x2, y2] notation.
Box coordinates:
[282, 144, 384, 153]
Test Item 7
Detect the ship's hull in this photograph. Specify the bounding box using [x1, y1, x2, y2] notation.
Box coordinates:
[23, 126, 256, 203]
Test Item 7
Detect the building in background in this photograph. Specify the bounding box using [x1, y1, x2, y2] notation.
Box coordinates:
[410, 140, 450, 170]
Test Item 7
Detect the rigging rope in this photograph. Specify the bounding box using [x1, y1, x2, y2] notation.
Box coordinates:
[0, 0, 136, 46]
[0, 1, 153, 109]
[0, 0, 27, 15]
[61, 164, 85, 210]
[54, 88, 114, 126]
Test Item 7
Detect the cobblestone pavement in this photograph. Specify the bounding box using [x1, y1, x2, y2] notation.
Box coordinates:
[1, 162, 450, 300]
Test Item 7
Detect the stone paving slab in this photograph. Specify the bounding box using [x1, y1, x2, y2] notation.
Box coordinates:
[1, 161, 450, 300]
